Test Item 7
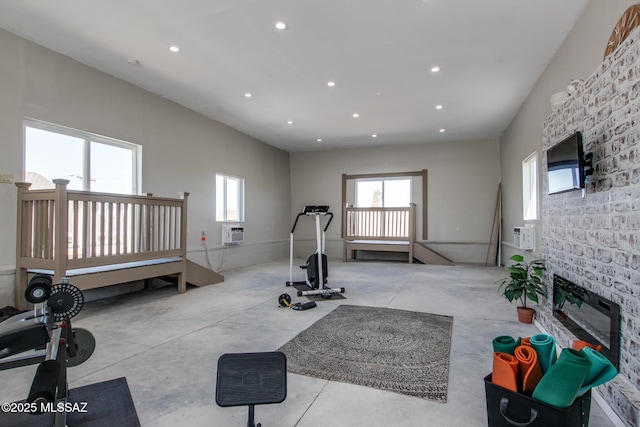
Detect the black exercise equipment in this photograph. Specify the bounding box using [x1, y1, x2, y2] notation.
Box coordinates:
[66, 328, 96, 367]
[286, 205, 345, 298]
[291, 301, 317, 310]
[0, 275, 95, 426]
[25, 273, 53, 304]
[48, 280, 85, 321]
[278, 293, 292, 307]
[278, 293, 317, 311]
[216, 351, 287, 427]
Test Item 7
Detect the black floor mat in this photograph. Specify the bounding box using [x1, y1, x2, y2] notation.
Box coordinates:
[0, 377, 140, 427]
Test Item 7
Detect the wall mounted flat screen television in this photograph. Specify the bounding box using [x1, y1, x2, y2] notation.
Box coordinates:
[547, 131, 585, 195]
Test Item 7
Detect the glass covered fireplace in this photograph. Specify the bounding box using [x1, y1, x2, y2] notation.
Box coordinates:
[552, 275, 621, 369]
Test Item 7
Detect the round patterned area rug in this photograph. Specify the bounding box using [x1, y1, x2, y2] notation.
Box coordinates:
[277, 304, 453, 402]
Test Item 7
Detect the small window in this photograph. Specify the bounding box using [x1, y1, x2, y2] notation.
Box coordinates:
[216, 174, 245, 222]
[522, 152, 539, 221]
[355, 178, 411, 208]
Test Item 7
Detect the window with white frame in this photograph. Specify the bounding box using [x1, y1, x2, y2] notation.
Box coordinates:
[216, 174, 245, 222]
[522, 152, 539, 221]
[24, 119, 140, 194]
[355, 177, 411, 207]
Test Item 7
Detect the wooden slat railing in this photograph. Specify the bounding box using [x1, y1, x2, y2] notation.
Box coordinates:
[15, 179, 188, 308]
[342, 203, 416, 262]
[343, 204, 416, 241]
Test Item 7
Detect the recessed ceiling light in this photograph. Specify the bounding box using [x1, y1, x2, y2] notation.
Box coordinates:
[275, 21, 287, 30]
[287, 120, 293, 125]
[372, 134, 377, 138]
[431, 66, 440, 73]
[436, 105, 443, 110]
[353, 113, 360, 118]
[244, 93, 252, 98]
[317, 138, 322, 142]
[439, 128, 446, 133]
[169, 46, 181, 53]
[327, 81, 336, 87]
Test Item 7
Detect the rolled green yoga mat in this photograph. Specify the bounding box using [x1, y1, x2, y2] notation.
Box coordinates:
[492, 336, 521, 355]
[529, 334, 557, 374]
[578, 347, 618, 395]
[532, 348, 591, 408]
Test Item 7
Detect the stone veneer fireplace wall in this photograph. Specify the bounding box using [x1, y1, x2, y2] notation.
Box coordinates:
[539, 26, 640, 426]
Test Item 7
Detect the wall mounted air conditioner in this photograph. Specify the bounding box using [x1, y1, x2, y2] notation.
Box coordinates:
[222, 224, 244, 245]
[513, 226, 534, 250]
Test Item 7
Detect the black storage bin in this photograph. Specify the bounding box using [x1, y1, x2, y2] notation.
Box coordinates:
[484, 374, 591, 427]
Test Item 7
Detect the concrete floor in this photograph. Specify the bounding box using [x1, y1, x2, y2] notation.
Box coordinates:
[0, 261, 616, 426]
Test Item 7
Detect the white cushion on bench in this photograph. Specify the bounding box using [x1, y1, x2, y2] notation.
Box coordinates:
[28, 257, 182, 276]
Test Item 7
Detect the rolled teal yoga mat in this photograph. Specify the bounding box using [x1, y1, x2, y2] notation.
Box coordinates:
[532, 348, 591, 408]
[579, 347, 617, 395]
[492, 336, 521, 355]
[529, 334, 556, 374]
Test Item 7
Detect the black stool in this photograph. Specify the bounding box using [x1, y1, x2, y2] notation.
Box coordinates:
[215, 351, 287, 427]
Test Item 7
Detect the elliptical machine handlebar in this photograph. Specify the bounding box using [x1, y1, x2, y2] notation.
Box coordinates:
[324, 212, 334, 231]
[290, 206, 333, 234]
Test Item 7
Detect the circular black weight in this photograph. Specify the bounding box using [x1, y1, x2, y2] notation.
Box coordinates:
[67, 328, 96, 367]
[30, 274, 53, 287]
[25, 274, 53, 304]
[278, 293, 292, 307]
[29, 273, 53, 286]
[25, 280, 52, 304]
[48, 282, 84, 321]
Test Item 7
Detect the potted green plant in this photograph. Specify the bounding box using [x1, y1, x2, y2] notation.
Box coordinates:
[498, 254, 546, 323]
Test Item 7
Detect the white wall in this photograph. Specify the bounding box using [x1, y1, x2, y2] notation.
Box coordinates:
[0, 28, 291, 306]
[290, 139, 501, 263]
[500, 0, 639, 254]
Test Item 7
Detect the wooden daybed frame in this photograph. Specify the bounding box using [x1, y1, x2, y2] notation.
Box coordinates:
[14, 179, 189, 309]
[342, 203, 416, 263]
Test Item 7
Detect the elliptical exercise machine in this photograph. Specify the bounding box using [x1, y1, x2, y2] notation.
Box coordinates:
[286, 205, 345, 298]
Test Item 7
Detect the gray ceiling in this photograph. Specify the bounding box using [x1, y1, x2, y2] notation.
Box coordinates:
[0, 0, 591, 152]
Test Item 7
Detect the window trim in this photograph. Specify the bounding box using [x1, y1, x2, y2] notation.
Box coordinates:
[522, 151, 539, 221]
[216, 173, 245, 222]
[23, 118, 141, 194]
[355, 176, 412, 208]
[342, 170, 428, 240]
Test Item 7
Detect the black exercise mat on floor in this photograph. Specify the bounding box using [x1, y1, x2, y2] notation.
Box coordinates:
[291, 284, 346, 301]
[0, 377, 140, 427]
